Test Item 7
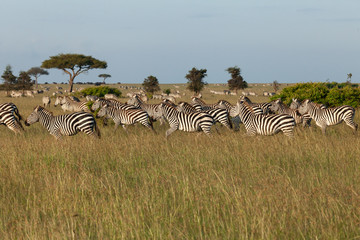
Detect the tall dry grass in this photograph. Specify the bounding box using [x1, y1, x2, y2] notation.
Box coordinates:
[0, 85, 359, 239]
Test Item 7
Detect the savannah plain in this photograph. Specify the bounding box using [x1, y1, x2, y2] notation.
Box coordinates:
[0, 83, 359, 239]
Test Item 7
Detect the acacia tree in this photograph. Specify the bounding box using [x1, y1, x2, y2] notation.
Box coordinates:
[226, 66, 247, 93]
[98, 74, 111, 84]
[273, 80, 280, 93]
[186, 67, 207, 94]
[41, 53, 107, 92]
[1, 65, 17, 96]
[347, 73, 352, 84]
[27, 67, 49, 88]
[17, 71, 33, 93]
[142, 75, 160, 94]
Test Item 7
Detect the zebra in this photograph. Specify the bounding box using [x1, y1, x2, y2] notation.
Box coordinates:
[159, 101, 215, 137]
[191, 97, 219, 111]
[0, 110, 24, 134]
[54, 96, 89, 112]
[239, 96, 272, 114]
[298, 99, 357, 134]
[270, 99, 303, 125]
[25, 106, 100, 139]
[91, 98, 137, 112]
[176, 101, 233, 130]
[96, 104, 154, 131]
[0, 102, 22, 121]
[127, 95, 164, 123]
[232, 100, 295, 137]
[290, 98, 326, 127]
[42, 96, 51, 108]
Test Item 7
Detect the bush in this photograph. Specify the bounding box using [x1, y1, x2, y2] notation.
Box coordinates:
[163, 89, 171, 95]
[80, 86, 122, 98]
[270, 82, 360, 107]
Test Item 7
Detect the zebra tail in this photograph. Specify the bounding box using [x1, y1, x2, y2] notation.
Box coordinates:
[94, 121, 101, 138]
[228, 115, 233, 129]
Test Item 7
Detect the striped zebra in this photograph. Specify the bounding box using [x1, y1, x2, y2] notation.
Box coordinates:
[127, 95, 164, 123]
[239, 96, 272, 114]
[270, 99, 303, 125]
[176, 101, 232, 130]
[0, 110, 24, 134]
[91, 98, 137, 112]
[159, 101, 214, 137]
[298, 99, 357, 134]
[233, 100, 295, 137]
[0, 102, 22, 121]
[290, 98, 326, 127]
[96, 104, 154, 131]
[54, 96, 89, 112]
[191, 97, 218, 111]
[25, 106, 100, 139]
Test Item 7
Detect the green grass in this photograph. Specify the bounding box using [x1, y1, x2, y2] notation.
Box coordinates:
[0, 85, 359, 239]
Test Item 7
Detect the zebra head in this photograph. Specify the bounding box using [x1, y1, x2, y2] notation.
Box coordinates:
[54, 96, 64, 107]
[289, 98, 301, 110]
[96, 104, 110, 118]
[298, 99, 311, 115]
[269, 99, 282, 113]
[127, 95, 140, 106]
[91, 99, 102, 111]
[25, 106, 42, 126]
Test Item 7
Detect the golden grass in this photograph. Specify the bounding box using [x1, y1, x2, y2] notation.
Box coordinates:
[0, 85, 359, 239]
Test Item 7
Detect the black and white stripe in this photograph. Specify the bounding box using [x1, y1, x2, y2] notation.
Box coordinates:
[91, 98, 137, 112]
[298, 99, 357, 134]
[25, 106, 100, 139]
[177, 101, 232, 130]
[270, 99, 303, 125]
[127, 95, 163, 123]
[0, 102, 22, 121]
[0, 110, 24, 134]
[239, 96, 271, 114]
[96, 104, 154, 131]
[159, 102, 214, 137]
[290, 98, 326, 127]
[233, 100, 295, 137]
[191, 97, 218, 111]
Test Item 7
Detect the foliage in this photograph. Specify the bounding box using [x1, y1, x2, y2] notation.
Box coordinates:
[226, 66, 247, 93]
[272, 80, 280, 92]
[163, 88, 171, 95]
[142, 75, 160, 94]
[270, 82, 360, 107]
[27, 67, 49, 87]
[41, 53, 107, 92]
[80, 86, 122, 98]
[17, 71, 33, 92]
[0, 65, 17, 94]
[186, 67, 207, 94]
[98, 74, 111, 83]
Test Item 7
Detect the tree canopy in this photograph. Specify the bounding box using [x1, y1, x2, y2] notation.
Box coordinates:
[186, 67, 207, 94]
[1, 65, 17, 95]
[226, 66, 247, 93]
[17, 71, 33, 92]
[142, 75, 160, 94]
[41, 53, 107, 92]
[98, 74, 111, 84]
[27, 67, 49, 88]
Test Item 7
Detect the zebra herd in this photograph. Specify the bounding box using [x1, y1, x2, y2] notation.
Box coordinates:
[0, 95, 358, 139]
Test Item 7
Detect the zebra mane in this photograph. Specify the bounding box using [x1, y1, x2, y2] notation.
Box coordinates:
[36, 105, 54, 116]
[240, 95, 252, 103]
[192, 97, 206, 104]
[240, 101, 255, 113]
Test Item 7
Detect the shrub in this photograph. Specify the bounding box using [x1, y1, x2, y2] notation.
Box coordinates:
[80, 86, 122, 98]
[163, 89, 171, 95]
[270, 82, 360, 107]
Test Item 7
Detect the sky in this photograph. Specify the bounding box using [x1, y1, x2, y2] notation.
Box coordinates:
[1, 0, 359, 84]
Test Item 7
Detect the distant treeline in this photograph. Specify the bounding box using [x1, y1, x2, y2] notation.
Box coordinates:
[271, 82, 360, 108]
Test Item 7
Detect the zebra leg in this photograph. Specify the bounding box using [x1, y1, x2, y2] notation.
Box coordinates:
[344, 119, 358, 134]
[51, 130, 62, 140]
[165, 127, 177, 138]
[114, 121, 120, 130]
[320, 125, 327, 135]
[200, 125, 212, 137]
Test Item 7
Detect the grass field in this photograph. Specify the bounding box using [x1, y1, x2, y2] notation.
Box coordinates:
[0, 84, 359, 239]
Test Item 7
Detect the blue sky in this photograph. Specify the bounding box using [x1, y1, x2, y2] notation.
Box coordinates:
[1, 0, 359, 84]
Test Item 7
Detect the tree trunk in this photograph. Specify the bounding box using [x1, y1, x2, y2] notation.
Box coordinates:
[35, 77, 38, 89]
[69, 76, 75, 92]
